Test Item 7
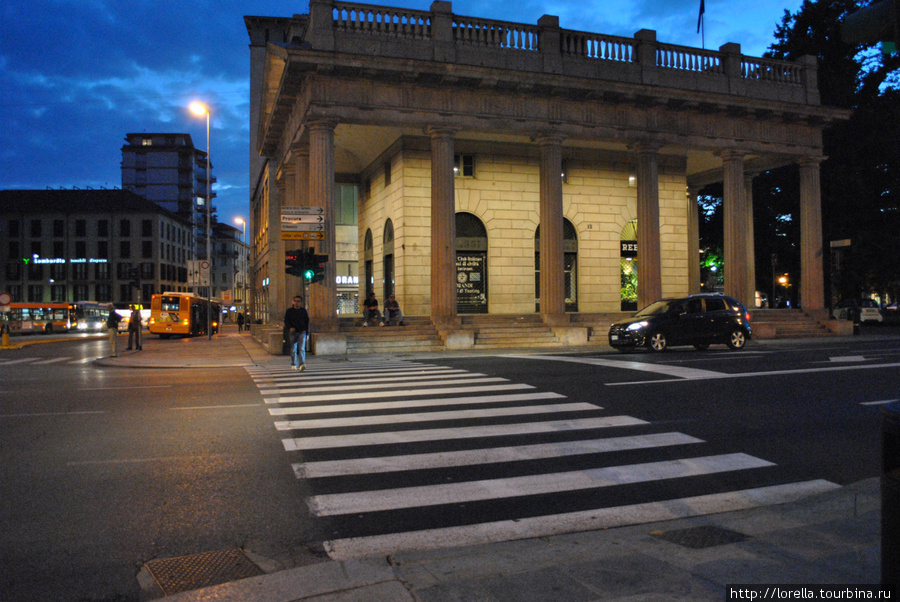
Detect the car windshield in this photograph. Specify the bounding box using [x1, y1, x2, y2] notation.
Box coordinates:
[634, 300, 675, 316]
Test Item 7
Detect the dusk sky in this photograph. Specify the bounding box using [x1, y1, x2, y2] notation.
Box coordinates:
[1, 0, 803, 226]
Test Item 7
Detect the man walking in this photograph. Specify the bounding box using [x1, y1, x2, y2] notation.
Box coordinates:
[284, 296, 310, 371]
[126, 307, 142, 351]
[105, 304, 122, 357]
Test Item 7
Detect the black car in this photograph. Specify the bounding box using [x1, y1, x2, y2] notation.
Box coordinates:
[608, 294, 752, 352]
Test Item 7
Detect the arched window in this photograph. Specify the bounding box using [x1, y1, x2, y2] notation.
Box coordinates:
[534, 219, 578, 312]
[364, 229, 374, 298]
[456, 212, 488, 314]
[383, 219, 395, 299]
[620, 219, 638, 311]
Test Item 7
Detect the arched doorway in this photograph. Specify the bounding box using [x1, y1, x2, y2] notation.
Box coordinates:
[620, 219, 638, 311]
[534, 219, 578, 312]
[364, 229, 374, 299]
[456, 212, 488, 314]
[383, 219, 395, 300]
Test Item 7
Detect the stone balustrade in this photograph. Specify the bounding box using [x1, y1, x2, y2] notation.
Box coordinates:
[305, 0, 818, 105]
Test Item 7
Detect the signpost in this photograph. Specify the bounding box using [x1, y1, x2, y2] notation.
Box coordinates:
[281, 207, 326, 241]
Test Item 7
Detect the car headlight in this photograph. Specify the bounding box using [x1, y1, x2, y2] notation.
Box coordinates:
[626, 321, 649, 331]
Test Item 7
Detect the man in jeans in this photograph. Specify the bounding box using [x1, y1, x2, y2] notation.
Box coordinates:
[283, 296, 310, 371]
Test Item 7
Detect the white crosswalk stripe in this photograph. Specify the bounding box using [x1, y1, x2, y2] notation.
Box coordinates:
[247, 358, 839, 560]
[0, 356, 101, 366]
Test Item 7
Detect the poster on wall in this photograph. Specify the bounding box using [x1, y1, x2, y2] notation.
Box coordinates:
[456, 253, 487, 313]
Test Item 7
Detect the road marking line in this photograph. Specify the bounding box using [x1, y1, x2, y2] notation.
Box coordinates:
[308, 453, 775, 516]
[282, 416, 647, 451]
[605, 361, 900, 385]
[830, 356, 866, 362]
[269, 392, 566, 415]
[267, 383, 534, 404]
[0, 410, 107, 418]
[78, 385, 172, 390]
[861, 399, 900, 406]
[251, 367, 465, 384]
[0, 358, 39, 365]
[274, 402, 599, 430]
[259, 376, 507, 396]
[506, 355, 726, 380]
[322, 480, 841, 560]
[171, 403, 262, 410]
[67, 454, 231, 466]
[31, 357, 73, 364]
[293, 432, 704, 478]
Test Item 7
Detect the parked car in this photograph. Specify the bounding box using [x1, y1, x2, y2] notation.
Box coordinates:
[832, 299, 883, 323]
[608, 293, 752, 352]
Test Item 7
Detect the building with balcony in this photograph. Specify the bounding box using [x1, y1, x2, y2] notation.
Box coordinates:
[245, 0, 846, 338]
[0, 189, 194, 305]
[121, 133, 216, 259]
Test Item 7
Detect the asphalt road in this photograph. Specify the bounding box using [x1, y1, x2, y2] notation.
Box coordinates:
[1, 329, 898, 600]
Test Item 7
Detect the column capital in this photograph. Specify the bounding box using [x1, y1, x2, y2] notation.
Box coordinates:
[426, 126, 459, 139]
[532, 133, 566, 147]
[716, 148, 747, 162]
[307, 118, 339, 133]
[798, 155, 827, 167]
[628, 139, 661, 154]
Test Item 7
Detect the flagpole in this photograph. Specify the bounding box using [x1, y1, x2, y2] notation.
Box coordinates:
[698, 0, 706, 49]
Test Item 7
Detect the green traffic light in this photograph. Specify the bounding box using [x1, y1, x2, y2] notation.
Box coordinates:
[304, 269, 315, 280]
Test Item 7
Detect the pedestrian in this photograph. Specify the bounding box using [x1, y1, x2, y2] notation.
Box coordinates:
[126, 307, 142, 351]
[237, 311, 245, 332]
[383, 294, 405, 326]
[363, 292, 381, 326]
[284, 295, 310, 372]
[105, 304, 122, 357]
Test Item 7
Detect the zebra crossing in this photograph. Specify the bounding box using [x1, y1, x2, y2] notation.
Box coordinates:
[245, 359, 838, 560]
[0, 356, 95, 365]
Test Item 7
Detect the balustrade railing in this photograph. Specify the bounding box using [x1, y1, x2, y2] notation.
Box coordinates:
[452, 16, 539, 50]
[742, 57, 802, 84]
[333, 2, 431, 38]
[656, 43, 723, 74]
[324, 1, 811, 96]
[561, 31, 634, 62]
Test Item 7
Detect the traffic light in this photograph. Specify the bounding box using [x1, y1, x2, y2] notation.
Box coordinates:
[127, 267, 140, 289]
[303, 248, 328, 283]
[285, 249, 306, 277]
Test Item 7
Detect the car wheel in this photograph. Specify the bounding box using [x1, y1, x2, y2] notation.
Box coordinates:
[44, 324, 53, 334]
[693, 343, 710, 351]
[647, 332, 668, 352]
[726, 329, 746, 350]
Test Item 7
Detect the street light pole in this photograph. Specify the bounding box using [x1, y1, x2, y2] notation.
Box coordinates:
[234, 217, 246, 319]
[190, 102, 213, 340]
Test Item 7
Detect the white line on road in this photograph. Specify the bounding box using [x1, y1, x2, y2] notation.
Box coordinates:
[605, 361, 900, 385]
[0, 410, 107, 418]
[274, 402, 599, 430]
[171, 403, 262, 410]
[267, 383, 534, 404]
[322, 480, 841, 560]
[282, 416, 648, 451]
[860, 399, 900, 406]
[78, 385, 172, 390]
[308, 453, 775, 516]
[268, 392, 566, 416]
[505, 355, 726, 380]
[260, 376, 508, 396]
[293, 432, 704, 478]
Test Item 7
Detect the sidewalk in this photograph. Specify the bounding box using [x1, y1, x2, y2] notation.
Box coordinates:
[92, 327, 887, 599]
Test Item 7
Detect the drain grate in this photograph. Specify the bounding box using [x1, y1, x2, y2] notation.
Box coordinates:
[651, 525, 750, 549]
[145, 548, 265, 596]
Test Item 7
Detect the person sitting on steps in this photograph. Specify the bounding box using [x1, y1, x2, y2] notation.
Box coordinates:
[383, 294, 405, 326]
[362, 292, 381, 326]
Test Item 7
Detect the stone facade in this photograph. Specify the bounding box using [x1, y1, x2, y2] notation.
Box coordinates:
[245, 0, 847, 333]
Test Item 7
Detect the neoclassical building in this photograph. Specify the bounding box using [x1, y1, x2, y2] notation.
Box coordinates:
[245, 1, 845, 342]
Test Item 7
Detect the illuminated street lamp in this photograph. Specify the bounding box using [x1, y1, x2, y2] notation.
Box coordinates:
[189, 101, 213, 340]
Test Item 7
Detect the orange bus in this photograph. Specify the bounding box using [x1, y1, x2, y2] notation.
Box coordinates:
[5, 302, 74, 334]
[148, 293, 220, 338]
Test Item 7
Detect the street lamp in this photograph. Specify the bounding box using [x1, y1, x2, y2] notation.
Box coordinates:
[189, 101, 213, 340]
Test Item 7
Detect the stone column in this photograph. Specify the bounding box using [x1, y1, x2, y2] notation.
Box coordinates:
[635, 143, 662, 308]
[744, 174, 757, 306]
[267, 164, 284, 325]
[284, 147, 309, 309]
[308, 119, 338, 329]
[687, 186, 702, 294]
[721, 150, 751, 307]
[537, 135, 566, 320]
[799, 156, 826, 312]
[429, 127, 457, 325]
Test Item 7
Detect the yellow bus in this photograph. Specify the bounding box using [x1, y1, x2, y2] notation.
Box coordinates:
[148, 293, 220, 338]
[5, 302, 74, 334]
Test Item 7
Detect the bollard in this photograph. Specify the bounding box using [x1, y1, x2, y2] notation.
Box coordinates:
[883, 403, 900, 588]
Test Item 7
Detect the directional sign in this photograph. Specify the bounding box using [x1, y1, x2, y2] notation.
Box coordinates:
[282, 206, 324, 216]
[282, 231, 325, 241]
[283, 214, 325, 224]
[283, 222, 325, 232]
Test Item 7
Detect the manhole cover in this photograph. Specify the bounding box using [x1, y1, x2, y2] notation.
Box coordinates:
[145, 548, 265, 596]
[651, 525, 750, 549]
